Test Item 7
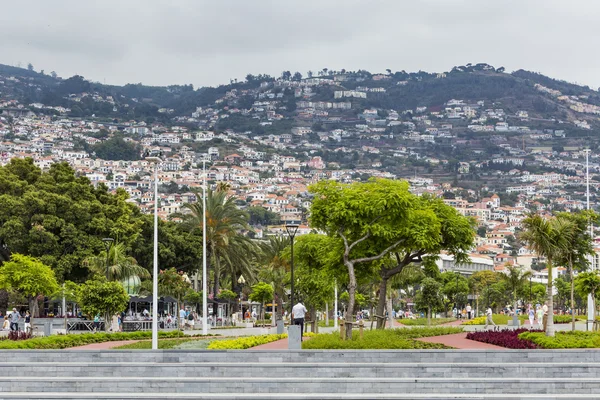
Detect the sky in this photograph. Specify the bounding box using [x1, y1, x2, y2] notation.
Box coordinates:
[1, 0, 599, 89]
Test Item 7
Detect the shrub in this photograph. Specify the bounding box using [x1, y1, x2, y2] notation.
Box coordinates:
[4, 331, 33, 341]
[553, 315, 574, 324]
[207, 334, 287, 350]
[0, 330, 208, 349]
[519, 331, 600, 349]
[399, 318, 455, 326]
[302, 327, 462, 350]
[466, 328, 540, 349]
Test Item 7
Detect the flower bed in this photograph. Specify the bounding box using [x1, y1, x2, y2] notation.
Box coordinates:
[466, 328, 540, 349]
[399, 318, 456, 326]
[207, 333, 287, 350]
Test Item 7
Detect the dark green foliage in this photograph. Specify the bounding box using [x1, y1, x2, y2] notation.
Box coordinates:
[92, 136, 141, 161]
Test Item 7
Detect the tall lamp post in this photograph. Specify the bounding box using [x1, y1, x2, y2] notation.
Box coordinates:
[529, 276, 532, 304]
[102, 238, 114, 280]
[285, 224, 299, 316]
[201, 159, 209, 334]
[145, 154, 161, 350]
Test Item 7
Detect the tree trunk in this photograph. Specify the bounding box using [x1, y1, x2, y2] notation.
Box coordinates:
[570, 259, 576, 331]
[376, 278, 388, 329]
[512, 290, 518, 327]
[212, 257, 220, 302]
[345, 261, 356, 340]
[427, 306, 431, 326]
[28, 296, 39, 318]
[546, 260, 555, 337]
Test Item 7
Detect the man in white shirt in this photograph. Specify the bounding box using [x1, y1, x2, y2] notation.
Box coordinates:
[466, 304, 472, 320]
[484, 306, 496, 329]
[291, 301, 308, 341]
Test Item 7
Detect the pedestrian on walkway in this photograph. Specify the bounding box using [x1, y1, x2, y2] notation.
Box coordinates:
[484, 306, 496, 330]
[179, 307, 186, 329]
[536, 305, 544, 330]
[9, 308, 20, 331]
[292, 300, 308, 341]
[542, 302, 549, 332]
[528, 305, 535, 328]
[466, 304, 472, 319]
[24, 311, 31, 334]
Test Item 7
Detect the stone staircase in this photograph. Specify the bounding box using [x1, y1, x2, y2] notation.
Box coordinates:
[1, 349, 600, 399]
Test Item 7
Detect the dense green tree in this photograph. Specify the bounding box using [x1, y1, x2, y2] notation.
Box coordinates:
[0, 254, 59, 317]
[247, 206, 280, 226]
[77, 278, 129, 331]
[415, 277, 443, 326]
[258, 236, 289, 320]
[249, 281, 273, 325]
[92, 136, 141, 161]
[0, 159, 144, 281]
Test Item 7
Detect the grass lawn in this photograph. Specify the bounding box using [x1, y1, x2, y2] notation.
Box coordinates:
[399, 317, 456, 326]
[302, 327, 462, 350]
[519, 331, 600, 349]
[115, 338, 201, 350]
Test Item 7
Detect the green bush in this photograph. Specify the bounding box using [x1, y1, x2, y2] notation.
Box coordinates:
[519, 331, 600, 349]
[302, 327, 462, 350]
[399, 318, 455, 326]
[115, 338, 195, 350]
[207, 334, 287, 350]
[0, 330, 210, 350]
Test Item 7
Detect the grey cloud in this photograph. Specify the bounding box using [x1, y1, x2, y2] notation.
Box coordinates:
[0, 0, 599, 88]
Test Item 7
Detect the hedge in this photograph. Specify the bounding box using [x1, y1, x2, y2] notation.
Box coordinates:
[0, 330, 210, 349]
[518, 331, 600, 349]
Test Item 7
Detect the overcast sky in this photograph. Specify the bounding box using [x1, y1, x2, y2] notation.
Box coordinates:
[1, 0, 599, 89]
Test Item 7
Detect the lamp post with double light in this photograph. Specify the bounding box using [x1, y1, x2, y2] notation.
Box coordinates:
[284, 224, 299, 317]
[145, 154, 161, 350]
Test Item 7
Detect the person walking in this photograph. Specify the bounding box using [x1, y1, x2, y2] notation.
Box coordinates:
[484, 306, 496, 330]
[179, 307, 186, 330]
[466, 304, 472, 320]
[542, 302, 549, 332]
[10, 308, 20, 331]
[536, 305, 544, 330]
[24, 311, 31, 334]
[528, 305, 535, 328]
[292, 300, 308, 341]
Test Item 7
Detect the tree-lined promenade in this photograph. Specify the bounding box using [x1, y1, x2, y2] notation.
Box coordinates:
[0, 157, 598, 340]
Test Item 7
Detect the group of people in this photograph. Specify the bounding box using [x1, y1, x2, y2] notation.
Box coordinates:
[1, 309, 32, 333]
[484, 302, 550, 330]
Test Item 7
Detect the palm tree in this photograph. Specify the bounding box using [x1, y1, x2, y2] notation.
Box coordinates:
[84, 241, 150, 282]
[184, 189, 258, 298]
[555, 211, 597, 330]
[502, 265, 532, 326]
[520, 214, 575, 336]
[575, 271, 600, 328]
[258, 236, 290, 322]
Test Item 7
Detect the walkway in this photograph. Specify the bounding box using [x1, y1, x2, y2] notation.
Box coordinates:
[67, 340, 141, 350]
[416, 332, 505, 350]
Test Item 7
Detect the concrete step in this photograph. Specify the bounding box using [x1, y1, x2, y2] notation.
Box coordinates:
[6, 349, 600, 364]
[5, 393, 600, 400]
[2, 377, 600, 394]
[1, 361, 600, 378]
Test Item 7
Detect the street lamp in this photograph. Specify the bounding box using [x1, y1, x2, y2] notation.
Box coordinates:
[284, 223, 299, 316]
[201, 159, 208, 335]
[145, 154, 161, 350]
[238, 275, 245, 322]
[529, 276, 532, 305]
[102, 238, 114, 280]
